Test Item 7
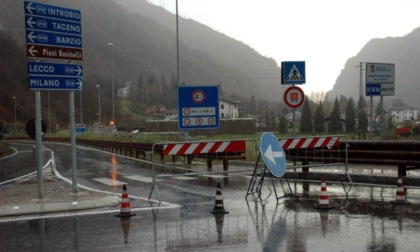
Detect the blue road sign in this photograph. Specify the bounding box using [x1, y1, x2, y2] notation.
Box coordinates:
[177, 86, 220, 130]
[366, 83, 381, 96]
[28, 76, 82, 90]
[28, 62, 82, 77]
[26, 30, 82, 48]
[281, 61, 306, 85]
[25, 15, 82, 35]
[260, 132, 286, 178]
[24, 1, 81, 22]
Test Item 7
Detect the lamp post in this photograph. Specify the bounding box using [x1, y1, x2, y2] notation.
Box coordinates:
[12, 96, 17, 136]
[96, 84, 101, 128]
[107, 42, 115, 121]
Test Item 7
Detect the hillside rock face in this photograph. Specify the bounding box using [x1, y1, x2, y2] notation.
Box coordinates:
[0, 0, 284, 103]
[328, 27, 420, 109]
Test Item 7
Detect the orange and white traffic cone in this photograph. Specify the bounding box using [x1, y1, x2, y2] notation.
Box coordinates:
[115, 185, 136, 217]
[391, 176, 411, 205]
[314, 178, 334, 210]
[210, 182, 229, 214]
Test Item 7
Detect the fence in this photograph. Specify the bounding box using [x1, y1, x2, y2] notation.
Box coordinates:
[149, 138, 257, 202]
[246, 135, 351, 201]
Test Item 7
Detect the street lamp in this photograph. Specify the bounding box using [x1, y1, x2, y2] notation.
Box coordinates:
[12, 96, 17, 136]
[107, 42, 114, 121]
[96, 84, 101, 128]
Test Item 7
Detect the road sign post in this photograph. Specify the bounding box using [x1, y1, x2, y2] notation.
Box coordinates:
[281, 61, 306, 85]
[27, 62, 83, 90]
[284, 86, 305, 136]
[177, 86, 220, 130]
[365, 63, 395, 140]
[24, 1, 83, 58]
[24, 1, 83, 195]
[260, 132, 286, 178]
[283, 86, 305, 109]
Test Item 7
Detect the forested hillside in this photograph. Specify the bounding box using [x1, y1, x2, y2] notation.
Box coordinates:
[0, 0, 284, 129]
[328, 27, 420, 109]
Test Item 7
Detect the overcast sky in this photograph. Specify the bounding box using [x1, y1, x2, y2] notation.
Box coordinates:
[148, 0, 420, 94]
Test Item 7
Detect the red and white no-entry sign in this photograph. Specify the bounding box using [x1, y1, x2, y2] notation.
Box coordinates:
[284, 86, 304, 109]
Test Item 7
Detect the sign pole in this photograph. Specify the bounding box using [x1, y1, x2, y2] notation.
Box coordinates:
[292, 108, 296, 137]
[69, 91, 78, 193]
[24, 1, 82, 196]
[370, 96, 373, 140]
[380, 95, 384, 140]
[35, 90, 43, 198]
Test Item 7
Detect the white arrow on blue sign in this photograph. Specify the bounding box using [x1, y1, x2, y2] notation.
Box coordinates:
[260, 132, 286, 178]
[24, 1, 81, 22]
[28, 76, 82, 91]
[26, 30, 82, 48]
[28, 62, 82, 77]
[25, 16, 82, 35]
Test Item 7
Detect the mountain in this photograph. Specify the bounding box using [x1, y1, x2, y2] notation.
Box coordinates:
[114, 0, 284, 98]
[0, 0, 285, 127]
[328, 27, 420, 109]
[0, 0, 283, 100]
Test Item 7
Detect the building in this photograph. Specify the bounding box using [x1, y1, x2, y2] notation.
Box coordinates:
[220, 98, 240, 118]
[391, 107, 418, 123]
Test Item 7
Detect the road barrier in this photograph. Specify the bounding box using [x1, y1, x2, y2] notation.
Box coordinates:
[246, 135, 351, 201]
[163, 140, 247, 171]
[280, 135, 351, 182]
[149, 139, 257, 202]
[7, 137, 420, 179]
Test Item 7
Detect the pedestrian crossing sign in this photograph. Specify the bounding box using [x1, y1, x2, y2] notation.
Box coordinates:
[281, 61, 306, 85]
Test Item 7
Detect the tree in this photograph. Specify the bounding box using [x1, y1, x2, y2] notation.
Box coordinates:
[249, 94, 257, 115]
[300, 96, 313, 134]
[314, 101, 326, 133]
[339, 95, 348, 112]
[328, 97, 342, 133]
[345, 97, 356, 133]
[357, 95, 368, 139]
[375, 101, 382, 117]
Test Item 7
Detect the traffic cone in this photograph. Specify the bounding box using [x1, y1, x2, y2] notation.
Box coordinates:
[314, 178, 334, 210]
[210, 182, 229, 214]
[115, 185, 136, 217]
[391, 176, 411, 205]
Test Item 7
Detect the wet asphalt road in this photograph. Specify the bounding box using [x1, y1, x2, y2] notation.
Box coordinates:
[1, 142, 420, 251]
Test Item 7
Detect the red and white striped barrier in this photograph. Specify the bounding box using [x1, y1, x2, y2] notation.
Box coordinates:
[279, 136, 339, 150]
[164, 140, 246, 156]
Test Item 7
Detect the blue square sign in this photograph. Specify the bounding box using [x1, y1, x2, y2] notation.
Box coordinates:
[177, 86, 220, 130]
[366, 83, 381, 96]
[281, 61, 306, 85]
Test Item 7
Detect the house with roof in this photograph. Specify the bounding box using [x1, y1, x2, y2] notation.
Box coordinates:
[220, 98, 240, 119]
[391, 107, 418, 123]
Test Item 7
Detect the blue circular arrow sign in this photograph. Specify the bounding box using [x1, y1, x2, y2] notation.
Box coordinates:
[260, 132, 286, 178]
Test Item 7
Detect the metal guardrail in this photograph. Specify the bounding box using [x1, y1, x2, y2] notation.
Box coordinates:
[6, 137, 420, 177]
[285, 139, 420, 176]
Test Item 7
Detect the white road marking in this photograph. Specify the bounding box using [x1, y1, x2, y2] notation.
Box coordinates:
[92, 178, 126, 186]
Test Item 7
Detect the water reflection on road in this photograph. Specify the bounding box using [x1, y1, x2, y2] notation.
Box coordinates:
[2, 180, 420, 251]
[2, 143, 420, 251]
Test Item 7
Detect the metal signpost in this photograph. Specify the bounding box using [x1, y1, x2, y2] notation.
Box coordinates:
[281, 61, 306, 136]
[283, 86, 305, 109]
[260, 132, 286, 178]
[365, 63, 395, 140]
[281, 61, 306, 85]
[24, 1, 83, 196]
[246, 132, 292, 201]
[27, 62, 83, 90]
[177, 86, 220, 130]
